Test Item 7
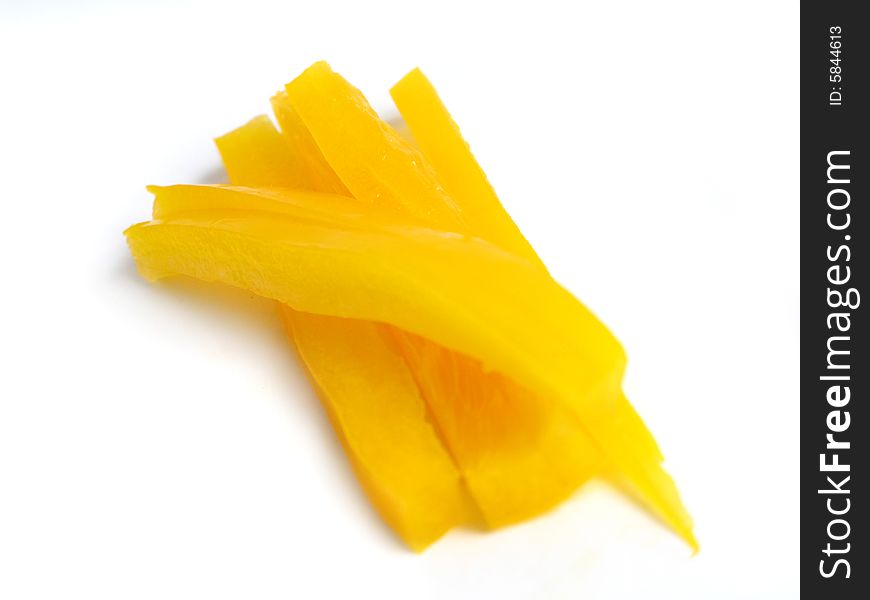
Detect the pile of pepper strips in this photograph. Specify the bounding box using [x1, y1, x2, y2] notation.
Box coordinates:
[126, 62, 696, 552]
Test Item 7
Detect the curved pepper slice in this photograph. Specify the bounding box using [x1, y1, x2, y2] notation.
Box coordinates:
[214, 115, 308, 188]
[150, 184, 408, 228]
[284, 61, 465, 229]
[126, 211, 623, 418]
[285, 311, 475, 549]
[269, 92, 351, 196]
[390, 68, 539, 263]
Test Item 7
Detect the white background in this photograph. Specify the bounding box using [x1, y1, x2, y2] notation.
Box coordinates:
[0, 1, 798, 598]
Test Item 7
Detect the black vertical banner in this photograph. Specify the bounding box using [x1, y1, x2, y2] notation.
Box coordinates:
[802, 2, 868, 597]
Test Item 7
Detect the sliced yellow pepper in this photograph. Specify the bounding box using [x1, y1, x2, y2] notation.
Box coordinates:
[270, 92, 351, 196]
[150, 184, 406, 227]
[214, 115, 307, 188]
[127, 211, 623, 420]
[390, 68, 538, 263]
[285, 311, 475, 550]
[128, 61, 697, 551]
[283, 61, 464, 228]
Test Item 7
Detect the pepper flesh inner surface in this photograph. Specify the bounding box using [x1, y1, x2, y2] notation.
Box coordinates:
[127, 212, 625, 435]
[126, 61, 696, 551]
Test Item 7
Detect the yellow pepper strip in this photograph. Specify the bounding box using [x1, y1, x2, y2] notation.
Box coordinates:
[283, 61, 465, 228]
[389, 68, 696, 549]
[390, 68, 539, 263]
[125, 212, 624, 429]
[126, 211, 625, 406]
[285, 311, 476, 550]
[214, 115, 308, 188]
[270, 92, 351, 196]
[150, 184, 411, 228]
